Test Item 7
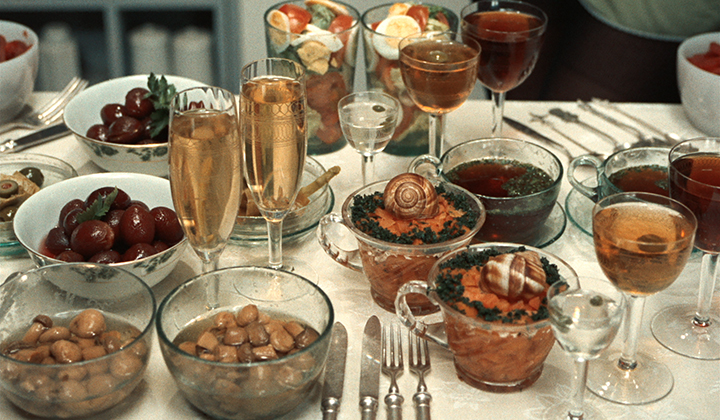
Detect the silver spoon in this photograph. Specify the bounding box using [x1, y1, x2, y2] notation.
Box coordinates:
[577, 100, 670, 148]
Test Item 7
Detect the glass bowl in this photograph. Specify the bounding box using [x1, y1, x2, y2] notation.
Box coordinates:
[231, 156, 334, 244]
[0, 153, 77, 257]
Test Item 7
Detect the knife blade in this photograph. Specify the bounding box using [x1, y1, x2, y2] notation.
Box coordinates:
[321, 322, 348, 420]
[502, 116, 574, 160]
[359, 315, 381, 420]
[0, 123, 70, 153]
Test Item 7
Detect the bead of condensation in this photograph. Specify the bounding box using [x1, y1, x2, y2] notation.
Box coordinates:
[383, 173, 439, 220]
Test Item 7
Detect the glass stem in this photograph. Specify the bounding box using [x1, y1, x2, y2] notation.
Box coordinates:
[361, 154, 375, 186]
[429, 113, 445, 158]
[267, 219, 283, 270]
[568, 357, 588, 420]
[202, 257, 221, 310]
[618, 294, 645, 370]
[695, 252, 719, 327]
[490, 91, 506, 137]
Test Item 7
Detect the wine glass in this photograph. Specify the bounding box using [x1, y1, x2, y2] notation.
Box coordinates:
[168, 86, 241, 276]
[240, 58, 311, 277]
[544, 277, 625, 420]
[651, 137, 720, 360]
[461, 0, 547, 136]
[398, 31, 480, 158]
[587, 192, 697, 404]
[338, 91, 399, 186]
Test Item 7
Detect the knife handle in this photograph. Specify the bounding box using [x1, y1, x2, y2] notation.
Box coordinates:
[385, 393, 404, 420]
[322, 397, 340, 420]
[360, 396, 378, 420]
[413, 392, 431, 420]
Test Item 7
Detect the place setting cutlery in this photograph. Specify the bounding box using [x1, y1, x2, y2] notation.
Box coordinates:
[590, 97, 684, 144]
[547, 107, 634, 152]
[0, 77, 88, 153]
[576, 99, 671, 147]
[359, 316, 433, 420]
[321, 322, 349, 420]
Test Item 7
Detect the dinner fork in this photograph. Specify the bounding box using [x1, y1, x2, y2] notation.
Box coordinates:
[590, 98, 683, 144]
[382, 323, 404, 420]
[577, 100, 669, 147]
[0, 77, 88, 135]
[408, 332, 432, 420]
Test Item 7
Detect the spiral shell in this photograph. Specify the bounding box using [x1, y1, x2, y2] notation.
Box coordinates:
[478, 251, 548, 301]
[383, 173, 439, 220]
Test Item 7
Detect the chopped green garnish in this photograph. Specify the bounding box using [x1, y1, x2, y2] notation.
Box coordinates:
[145, 73, 177, 138]
[76, 188, 118, 224]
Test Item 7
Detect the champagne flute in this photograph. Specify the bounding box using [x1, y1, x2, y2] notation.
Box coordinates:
[169, 86, 241, 277]
[338, 91, 399, 186]
[651, 137, 720, 360]
[544, 277, 625, 420]
[398, 31, 479, 158]
[587, 192, 697, 404]
[461, 0, 547, 136]
[240, 58, 309, 275]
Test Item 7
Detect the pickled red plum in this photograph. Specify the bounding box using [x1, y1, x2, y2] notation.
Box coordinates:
[151, 206, 183, 244]
[122, 243, 156, 261]
[45, 227, 70, 255]
[103, 209, 125, 239]
[100, 103, 126, 126]
[62, 208, 83, 236]
[59, 199, 85, 225]
[86, 124, 109, 141]
[71, 220, 115, 258]
[107, 117, 144, 144]
[86, 187, 131, 210]
[89, 250, 122, 264]
[120, 205, 155, 245]
[56, 250, 84, 262]
[124, 88, 154, 119]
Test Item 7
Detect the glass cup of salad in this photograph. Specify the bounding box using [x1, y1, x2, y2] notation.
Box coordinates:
[361, 3, 458, 156]
[264, 0, 361, 155]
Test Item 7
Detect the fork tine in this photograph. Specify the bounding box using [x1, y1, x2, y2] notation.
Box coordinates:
[39, 79, 88, 122]
[33, 77, 82, 117]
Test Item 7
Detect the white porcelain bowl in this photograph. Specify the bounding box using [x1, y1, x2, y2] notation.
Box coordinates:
[677, 31, 720, 136]
[13, 172, 187, 287]
[63, 74, 207, 177]
[0, 21, 39, 125]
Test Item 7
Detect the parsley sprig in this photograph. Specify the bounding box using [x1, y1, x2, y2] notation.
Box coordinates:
[144, 73, 177, 138]
[76, 188, 118, 224]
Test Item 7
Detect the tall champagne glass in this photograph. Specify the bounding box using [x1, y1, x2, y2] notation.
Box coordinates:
[398, 31, 479, 158]
[169, 86, 241, 276]
[338, 91, 399, 186]
[544, 277, 625, 420]
[652, 137, 720, 360]
[240, 58, 307, 273]
[461, 0, 547, 136]
[587, 192, 697, 404]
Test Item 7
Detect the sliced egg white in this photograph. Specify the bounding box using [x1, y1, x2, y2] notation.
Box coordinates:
[372, 15, 421, 60]
[267, 10, 292, 53]
[291, 24, 344, 52]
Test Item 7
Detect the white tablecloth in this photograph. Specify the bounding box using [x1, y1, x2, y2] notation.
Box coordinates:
[1, 95, 718, 420]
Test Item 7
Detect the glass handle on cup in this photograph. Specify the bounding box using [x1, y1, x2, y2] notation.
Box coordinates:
[316, 213, 363, 271]
[394, 281, 448, 348]
[408, 155, 443, 180]
[567, 155, 604, 202]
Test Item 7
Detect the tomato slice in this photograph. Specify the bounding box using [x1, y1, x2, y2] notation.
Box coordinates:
[279, 4, 312, 34]
[406, 5, 429, 31]
[435, 11, 450, 28]
[4, 40, 30, 60]
[328, 14, 354, 34]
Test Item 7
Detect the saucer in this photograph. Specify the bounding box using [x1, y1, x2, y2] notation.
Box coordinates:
[565, 176, 595, 237]
[532, 201, 568, 248]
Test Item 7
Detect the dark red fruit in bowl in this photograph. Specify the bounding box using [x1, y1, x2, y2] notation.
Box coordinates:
[124, 88, 154, 119]
[56, 250, 84, 262]
[89, 250, 122, 264]
[86, 124, 109, 142]
[103, 209, 125, 239]
[120, 205, 155, 245]
[59, 199, 85, 226]
[100, 103, 126, 126]
[122, 243, 157, 261]
[86, 187, 131, 210]
[62, 208, 83, 236]
[45, 227, 71, 255]
[70, 220, 115, 259]
[153, 240, 169, 253]
[151, 206, 183, 245]
[107, 116, 144, 144]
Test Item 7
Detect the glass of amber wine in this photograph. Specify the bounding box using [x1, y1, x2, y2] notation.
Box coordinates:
[651, 137, 720, 360]
[398, 31, 479, 158]
[169, 86, 241, 276]
[240, 58, 309, 275]
[461, 0, 547, 136]
[588, 192, 697, 405]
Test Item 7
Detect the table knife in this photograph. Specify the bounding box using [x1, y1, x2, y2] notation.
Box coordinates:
[502, 116, 574, 160]
[0, 123, 70, 153]
[321, 322, 348, 420]
[359, 315, 381, 420]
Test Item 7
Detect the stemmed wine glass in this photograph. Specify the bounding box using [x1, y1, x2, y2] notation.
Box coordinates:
[338, 91, 399, 186]
[544, 277, 625, 420]
[461, 0, 547, 136]
[398, 31, 480, 158]
[168, 86, 241, 277]
[651, 137, 720, 360]
[240, 57, 311, 277]
[587, 192, 697, 404]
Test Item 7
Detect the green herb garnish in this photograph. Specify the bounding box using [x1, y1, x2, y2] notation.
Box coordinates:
[145, 73, 177, 138]
[76, 188, 118, 224]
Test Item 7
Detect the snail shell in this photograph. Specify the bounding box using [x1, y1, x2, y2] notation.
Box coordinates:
[383, 173, 439, 220]
[478, 251, 548, 301]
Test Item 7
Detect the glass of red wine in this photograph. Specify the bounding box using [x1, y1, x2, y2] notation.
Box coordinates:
[651, 137, 720, 360]
[461, 0, 547, 136]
